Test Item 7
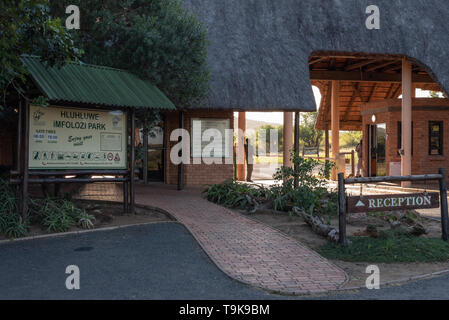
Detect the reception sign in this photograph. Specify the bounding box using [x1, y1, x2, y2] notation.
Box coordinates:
[29, 105, 127, 169]
[347, 193, 440, 213]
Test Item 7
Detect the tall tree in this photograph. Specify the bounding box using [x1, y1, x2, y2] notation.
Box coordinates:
[51, 0, 210, 109]
[300, 112, 323, 148]
[0, 0, 82, 116]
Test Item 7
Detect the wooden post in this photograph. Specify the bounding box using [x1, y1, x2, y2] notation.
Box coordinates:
[123, 180, 128, 213]
[143, 119, 149, 185]
[16, 99, 23, 204]
[351, 150, 355, 177]
[338, 172, 347, 246]
[331, 81, 340, 180]
[177, 111, 184, 190]
[294, 111, 300, 188]
[16, 99, 22, 174]
[439, 168, 449, 241]
[401, 59, 412, 188]
[22, 101, 30, 219]
[130, 108, 136, 214]
[283, 112, 293, 168]
[325, 125, 330, 179]
[236, 112, 246, 181]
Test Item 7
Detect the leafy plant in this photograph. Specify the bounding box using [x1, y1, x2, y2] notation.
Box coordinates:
[204, 154, 338, 218]
[77, 211, 96, 229]
[203, 180, 268, 209]
[29, 197, 95, 233]
[0, 179, 29, 238]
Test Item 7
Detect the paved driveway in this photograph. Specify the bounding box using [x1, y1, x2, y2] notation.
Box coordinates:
[0, 223, 274, 300]
[2, 222, 449, 300]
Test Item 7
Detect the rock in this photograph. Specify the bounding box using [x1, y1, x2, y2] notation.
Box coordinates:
[390, 221, 402, 229]
[407, 223, 428, 236]
[354, 225, 379, 238]
[366, 225, 379, 238]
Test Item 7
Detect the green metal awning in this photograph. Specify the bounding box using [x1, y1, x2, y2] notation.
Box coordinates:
[20, 55, 176, 110]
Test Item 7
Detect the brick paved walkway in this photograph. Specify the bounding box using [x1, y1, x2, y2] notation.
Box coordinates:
[76, 183, 347, 294]
[137, 185, 347, 294]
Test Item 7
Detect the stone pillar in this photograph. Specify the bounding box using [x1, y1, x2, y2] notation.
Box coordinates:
[401, 59, 412, 187]
[283, 112, 293, 168]
[236, 112, 246, 181]
[331, 81, 341, 180]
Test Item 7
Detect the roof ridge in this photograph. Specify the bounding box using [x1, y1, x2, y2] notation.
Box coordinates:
[20, 54, 132, 74]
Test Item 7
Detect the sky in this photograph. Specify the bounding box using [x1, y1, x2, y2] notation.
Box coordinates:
[237, 87, 440, 125]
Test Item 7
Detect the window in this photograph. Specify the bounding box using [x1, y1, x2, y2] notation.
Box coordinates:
[397, 122, 413, 155]
[429, 121, 443, 155]
[191, 118, 231, 158]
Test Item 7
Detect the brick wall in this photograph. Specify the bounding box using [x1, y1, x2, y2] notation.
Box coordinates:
[361, 98, 449, 177]
[164, 110, 234, 186]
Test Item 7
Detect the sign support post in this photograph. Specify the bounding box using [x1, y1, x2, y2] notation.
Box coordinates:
[130, 108, 136, 214]
[22, 101, 30, 219]
[439, 168, 449, 241]
[338, 172, 347, 246]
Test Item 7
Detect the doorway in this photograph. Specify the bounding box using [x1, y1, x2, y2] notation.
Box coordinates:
[367, 123, 387, 177]
[143, 122, 165, 182]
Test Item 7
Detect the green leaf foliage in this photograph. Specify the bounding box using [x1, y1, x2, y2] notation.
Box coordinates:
[51, 0, 210, 108]
[0, 0, 82, 116]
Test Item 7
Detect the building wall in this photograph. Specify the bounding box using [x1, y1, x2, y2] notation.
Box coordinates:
[361, 98, 449, 177]
[164, 110, 234, 186]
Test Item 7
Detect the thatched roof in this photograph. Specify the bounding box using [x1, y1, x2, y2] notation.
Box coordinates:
[183, 0, 449, 112]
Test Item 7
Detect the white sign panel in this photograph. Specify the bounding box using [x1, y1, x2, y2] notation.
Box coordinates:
[191, 118, 231, 158]
[29, 105, 127, 169]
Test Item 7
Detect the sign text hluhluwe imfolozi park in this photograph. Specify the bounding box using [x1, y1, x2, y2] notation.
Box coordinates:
[347, 193, 440, 213]
[29, 105, 127, 169]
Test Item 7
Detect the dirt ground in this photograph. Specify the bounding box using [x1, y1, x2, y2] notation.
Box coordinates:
[0, 200, 173, 241]
[246, 211, 449, 289]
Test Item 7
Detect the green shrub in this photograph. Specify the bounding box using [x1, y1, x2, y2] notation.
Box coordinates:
[203, 180, 268, 209]
[204, 154, 338, 218]
[270, 154, 337, 216]
[30, 198, 95, 233]
[0, 179, 28, 238]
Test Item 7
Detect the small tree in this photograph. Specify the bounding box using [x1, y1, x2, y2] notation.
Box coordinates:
[300, 112, 323, 148]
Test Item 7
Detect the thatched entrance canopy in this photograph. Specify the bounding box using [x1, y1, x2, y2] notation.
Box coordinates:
[312, 53, 443, 131]
[183, 0, 449, 112]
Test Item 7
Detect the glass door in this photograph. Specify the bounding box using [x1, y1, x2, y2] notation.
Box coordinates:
[144, 123, 165, 182]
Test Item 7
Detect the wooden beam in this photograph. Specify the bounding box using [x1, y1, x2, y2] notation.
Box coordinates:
[367, 83, 377, 102]
[385, 84, 396, 99]
[391, 84, 402, 98]
[345, 59, 378, 71]
[343, 83, 361, 120]
[309, 57, 327, 65]
[365, 60, 399, 72]
[310, 70, 434, 83]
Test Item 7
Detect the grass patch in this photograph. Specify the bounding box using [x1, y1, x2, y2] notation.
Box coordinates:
[318, 230, 449, 263]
